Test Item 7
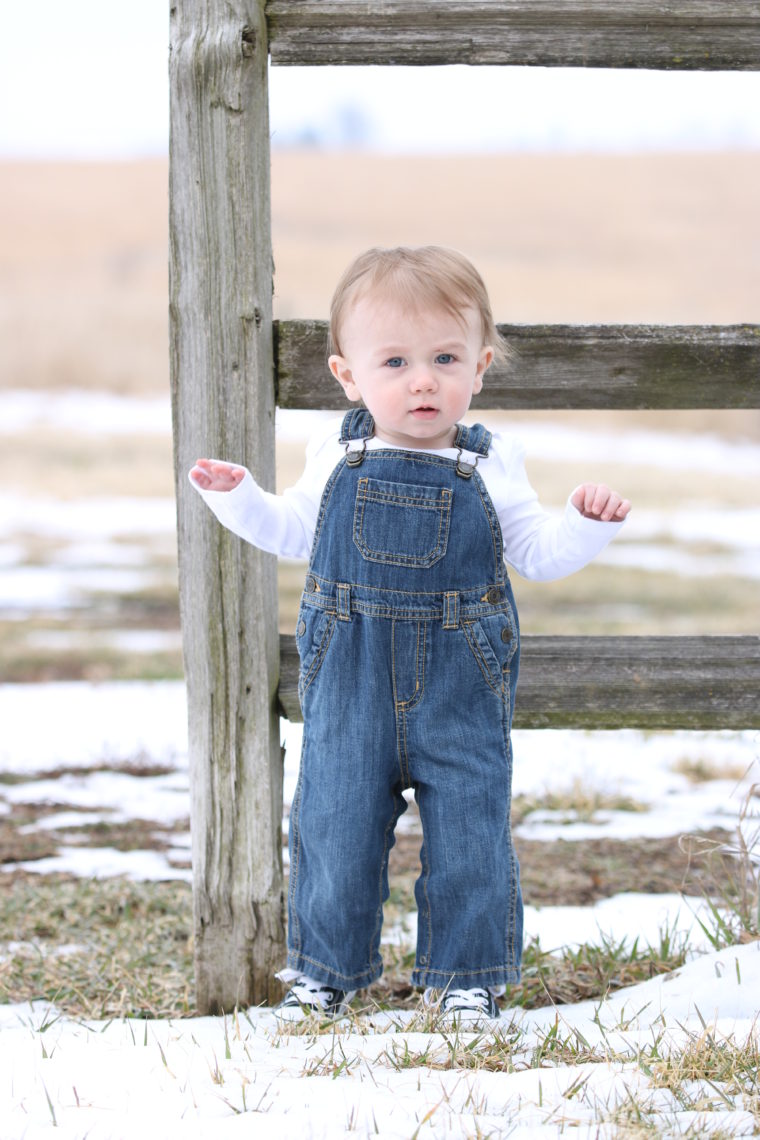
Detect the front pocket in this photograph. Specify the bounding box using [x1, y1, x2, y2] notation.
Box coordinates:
[296, 607, 337, 703]
[353, 477, 452, 567]
[461, 614, 518, 700]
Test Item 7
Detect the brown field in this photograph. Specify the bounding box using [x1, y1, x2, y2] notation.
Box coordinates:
[1, 151, 759, 397]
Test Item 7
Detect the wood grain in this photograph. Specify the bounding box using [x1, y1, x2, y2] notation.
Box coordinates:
[279, 634, 760, 729]
[266, 1, 760, 70]
[275, 320, 760, 410]
[169, 0, 285, 1013]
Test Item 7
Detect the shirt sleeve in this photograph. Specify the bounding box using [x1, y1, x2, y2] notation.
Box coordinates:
[188, 421, 342, 559]
[487, 431, 626, 582]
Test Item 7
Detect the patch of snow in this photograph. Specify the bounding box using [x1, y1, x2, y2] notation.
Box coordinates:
[0, 681, 188, 773]
[524, 891, 721, 958]
[3, 769, 189, 826]
[387, 892, 722, 960]
[6, 846, 191, 882]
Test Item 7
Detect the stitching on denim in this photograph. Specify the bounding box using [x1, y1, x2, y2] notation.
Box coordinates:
[287, 767, 304, 954]
[452, 422, 492, 457]
[461, 621, 507, 701]
[336, 583, 351, 621]
[416, 809, 433, 974]
[394, 622, 426, 715]
[471, 469, 506, 579]
[339, 407, 375, 444]
[442, 591, 459, 629]
[391, 623, 412, 787]
[309, 573, 507, 601]
[302, 593, 513, 623]
[298, 612, 337, 701]
[397, 709, 410, 789]
[414, 964, 521, 981]
[361, 451, 476, 471]
[370, 805, 400, 964]
[353, 479, 452, 568]
[357, 481, 453, 507]
[287, 950, 382, 989]
[502, 703, 519, 972]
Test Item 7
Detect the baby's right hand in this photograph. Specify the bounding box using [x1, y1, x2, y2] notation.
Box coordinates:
[190, 458, 246, 492]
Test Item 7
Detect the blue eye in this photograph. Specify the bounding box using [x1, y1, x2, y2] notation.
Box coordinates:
[385, 357, 405, 368]
[436, 353, 455, 365]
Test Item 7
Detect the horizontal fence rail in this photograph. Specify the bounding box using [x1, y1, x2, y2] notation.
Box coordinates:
[275, 321, 760, 411]
[265, 1, 760, 69]
[278, 634, 760, 730]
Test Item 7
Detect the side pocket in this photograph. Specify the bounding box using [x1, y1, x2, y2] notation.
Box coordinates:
[461, 613, 518, 702]
[296, 607, 337, 704]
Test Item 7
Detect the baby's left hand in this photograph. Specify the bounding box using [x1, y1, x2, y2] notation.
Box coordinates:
[571, 483, 631, 522]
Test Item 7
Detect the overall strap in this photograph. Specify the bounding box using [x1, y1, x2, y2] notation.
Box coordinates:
[339, 409, 375, 443]
[453, 422, 492, 457]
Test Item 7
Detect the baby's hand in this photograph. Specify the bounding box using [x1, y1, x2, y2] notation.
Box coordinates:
[190, 458, 246, 492]
[571, 483, 631, 522]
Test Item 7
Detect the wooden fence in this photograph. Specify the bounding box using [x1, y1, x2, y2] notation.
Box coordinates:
[169, 0, 760, 1012]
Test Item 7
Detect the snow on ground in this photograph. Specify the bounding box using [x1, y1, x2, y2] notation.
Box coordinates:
[1, 682, 759, 1136]
[1, 944, 759, 1139]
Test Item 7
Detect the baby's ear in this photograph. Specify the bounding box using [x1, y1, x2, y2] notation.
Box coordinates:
[329, 354, 361, 402]
[473, 345, 494, 394]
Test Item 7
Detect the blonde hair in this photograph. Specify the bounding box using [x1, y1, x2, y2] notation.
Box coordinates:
[329, 246, 511, 364]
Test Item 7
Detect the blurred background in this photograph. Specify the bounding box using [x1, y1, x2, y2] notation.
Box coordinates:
[1, 1, 758, 683]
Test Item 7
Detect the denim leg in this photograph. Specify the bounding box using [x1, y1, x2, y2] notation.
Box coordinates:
[287, 614, 407, 991]
[404, 620, 523, 989]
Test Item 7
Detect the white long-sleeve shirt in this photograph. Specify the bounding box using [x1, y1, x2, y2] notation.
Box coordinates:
[191, 417, 624, 581]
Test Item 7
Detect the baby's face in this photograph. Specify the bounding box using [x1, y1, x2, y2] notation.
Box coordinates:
[328, 296, 492, 450]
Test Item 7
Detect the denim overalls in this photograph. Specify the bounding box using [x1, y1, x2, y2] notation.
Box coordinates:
[288, 409, 523, 992]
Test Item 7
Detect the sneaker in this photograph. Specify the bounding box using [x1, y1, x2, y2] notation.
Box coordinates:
[273, 974, 356, 1022]
[424, 986, 501, 1026]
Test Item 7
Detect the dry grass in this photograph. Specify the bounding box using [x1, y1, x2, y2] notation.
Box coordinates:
[0, 875, 195, 1019]
[270, 151, 760, 326]
[679, 787, 760, 951]
[512, 780, 650, 826]
[0, 822, 726, 1020]
[644, 1023, 760, 1126]
[673, 755, 754, 786]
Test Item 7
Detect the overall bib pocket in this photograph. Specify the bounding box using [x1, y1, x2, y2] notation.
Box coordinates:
[353, 477, 453, 568]
[296, 606, 337, 703]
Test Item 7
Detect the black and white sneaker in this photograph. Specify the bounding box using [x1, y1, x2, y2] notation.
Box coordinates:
[274, 974, 356, 1022]
[424, 986, 501, 1026]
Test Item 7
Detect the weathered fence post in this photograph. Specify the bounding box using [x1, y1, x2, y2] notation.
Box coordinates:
[169, 0, 284, 1012]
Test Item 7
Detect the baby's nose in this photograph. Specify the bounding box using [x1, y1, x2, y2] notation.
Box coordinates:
[409, 367, 437, 390]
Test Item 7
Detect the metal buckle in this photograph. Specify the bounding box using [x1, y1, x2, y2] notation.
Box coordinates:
[455, 448, 478, 478]
[345, 439, 367, 467]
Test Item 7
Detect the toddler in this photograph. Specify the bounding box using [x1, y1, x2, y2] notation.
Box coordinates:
[191, 246, 630, 1024]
